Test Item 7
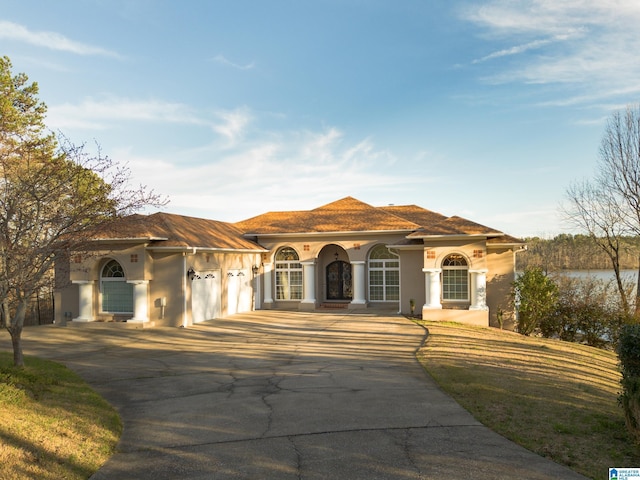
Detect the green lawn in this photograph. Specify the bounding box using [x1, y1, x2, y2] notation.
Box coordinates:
[416, 321, 639, 480]
[0, 352, 122, 480]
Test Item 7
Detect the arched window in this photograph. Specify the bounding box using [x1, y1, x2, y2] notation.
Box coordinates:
[101, 259, 133, 313]
[368, 245, 399, 302]
[442, 254, 468, 301]
[275, 247, 303, 300]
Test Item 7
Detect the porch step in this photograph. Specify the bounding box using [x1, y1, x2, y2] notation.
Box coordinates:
[319, 303, 349, 309]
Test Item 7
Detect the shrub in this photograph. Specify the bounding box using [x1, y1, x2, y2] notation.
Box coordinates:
[541, 301, 579, 342]
[541, 274, 629, 348]
[618, 324, 640, 442]
[512, 267, 559, 336]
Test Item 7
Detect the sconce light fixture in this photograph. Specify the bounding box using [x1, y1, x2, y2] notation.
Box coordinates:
[252, 265, 260, 275]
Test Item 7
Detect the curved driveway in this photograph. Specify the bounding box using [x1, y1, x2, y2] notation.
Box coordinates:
[8, 310, 587, 479]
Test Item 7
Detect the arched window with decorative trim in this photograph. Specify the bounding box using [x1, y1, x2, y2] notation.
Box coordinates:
[100, 259, 134, 313]
[275, 247, 303, 300]
[368, 244, 399, 302]
[442, 253, 469, 301]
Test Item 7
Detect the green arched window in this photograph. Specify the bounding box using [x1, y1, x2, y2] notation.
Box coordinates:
[101, 259, 133, 313]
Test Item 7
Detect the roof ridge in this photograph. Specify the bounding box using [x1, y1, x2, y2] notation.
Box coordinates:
[372, 205, 423, 229]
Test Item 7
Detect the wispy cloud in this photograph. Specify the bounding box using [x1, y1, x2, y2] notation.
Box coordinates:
[212, 54, 255, 70]
[47, 97, 202, 129]
[0, 20, 121, 58]
[460, 1, 640, 105]
[471, 35, 572, 64]
[212, 107, 252, 145]
[118, 124, 422, 221]
[48, 98, 255, 150]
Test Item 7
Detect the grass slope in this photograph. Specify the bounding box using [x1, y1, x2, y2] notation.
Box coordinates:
[416, 321, 639, 480]
[0, 353, 122, 479]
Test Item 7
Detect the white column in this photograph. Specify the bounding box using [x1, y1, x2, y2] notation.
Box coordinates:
[301, 261, 316, 305]
[72, 280, 94, 322]
[263, 262, 274, 306]
[469, 269, 489, 310]
[423, 268, 442, 309]
[350, 261, 367, 305]
[127, 280, 149, 323]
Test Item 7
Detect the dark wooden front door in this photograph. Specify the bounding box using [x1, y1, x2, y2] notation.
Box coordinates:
[326, 261, 352, 300]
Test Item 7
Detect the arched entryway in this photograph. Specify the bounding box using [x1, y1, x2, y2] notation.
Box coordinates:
[320, 244, 352, 302]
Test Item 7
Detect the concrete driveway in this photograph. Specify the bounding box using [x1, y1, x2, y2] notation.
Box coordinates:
[5, 310, 587, 479]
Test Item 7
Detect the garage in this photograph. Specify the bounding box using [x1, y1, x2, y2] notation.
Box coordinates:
[191, 271, 221, 323]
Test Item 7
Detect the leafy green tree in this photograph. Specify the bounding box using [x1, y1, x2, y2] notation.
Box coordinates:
[0, 56, 165, 366]
[512, 267, 559, 336]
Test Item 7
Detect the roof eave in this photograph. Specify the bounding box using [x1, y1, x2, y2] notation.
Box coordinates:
[146, 246, 267, 254]
[91, 237, 169, 244]
[487, 242, 527, 249]
[244, 229, 417, 238]
[386, 243, 424, 250]
[410, 233, 503, 240]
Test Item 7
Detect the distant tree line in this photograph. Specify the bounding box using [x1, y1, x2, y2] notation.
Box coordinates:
[517, 234, 640, 272]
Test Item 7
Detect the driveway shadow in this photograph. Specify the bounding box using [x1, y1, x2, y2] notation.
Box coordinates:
[2, 311, 587, 480]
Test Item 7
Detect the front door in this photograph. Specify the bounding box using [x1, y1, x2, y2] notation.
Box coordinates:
[326, 261, 352, 300]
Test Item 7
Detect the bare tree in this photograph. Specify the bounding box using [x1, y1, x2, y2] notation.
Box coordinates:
[564, 179, 632, 313]
[0, 56, 166, 366]
[599, 106, 640, 316]
[564, 105, 640, 317]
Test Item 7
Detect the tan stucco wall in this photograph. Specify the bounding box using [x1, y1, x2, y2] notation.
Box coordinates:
[139, 250, 261, 327]
[398, 249, 424, 315]
[255, 233, 408, 308]
[59, 245, 262, 327]
[420, 308, 489, 326]
[56, 232, 519, 329]
[422, 239, 488, 271]
[486, 246, 517, 329]
[148, 252, 184, 327]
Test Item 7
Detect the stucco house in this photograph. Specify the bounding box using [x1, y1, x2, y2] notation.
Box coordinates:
[55, 196, 524, 328]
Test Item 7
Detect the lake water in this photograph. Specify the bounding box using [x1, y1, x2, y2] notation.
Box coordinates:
[560, 269, 638, 282]
[519, 270, 637, 282]
[518, 269, 639, 294]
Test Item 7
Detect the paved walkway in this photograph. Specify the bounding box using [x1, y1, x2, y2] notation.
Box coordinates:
[4, 310, 587, 479]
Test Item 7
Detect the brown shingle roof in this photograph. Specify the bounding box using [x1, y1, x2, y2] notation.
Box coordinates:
[91, 212, 264, 251]
[235, 196, 421, 234]
[235, 196, 519, 240]
[379, 204, 449, 227]
[407, 215, 504, 237]
[92, 197, 522, 247]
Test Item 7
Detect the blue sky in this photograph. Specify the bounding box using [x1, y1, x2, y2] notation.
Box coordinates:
[2, 0, 640, 238]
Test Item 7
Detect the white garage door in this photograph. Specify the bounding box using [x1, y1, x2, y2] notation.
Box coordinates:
[191, 271, 221, 323]
[227, 269, 252, 316]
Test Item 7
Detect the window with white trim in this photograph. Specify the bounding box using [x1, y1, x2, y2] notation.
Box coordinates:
[368, 245, 399, 301]
[101, 259, 134, 313]
[442, 254, 469, 301]
[275, 247, 303, 300]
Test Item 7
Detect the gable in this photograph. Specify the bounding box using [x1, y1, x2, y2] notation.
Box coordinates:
[235, 196, 421, 234]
